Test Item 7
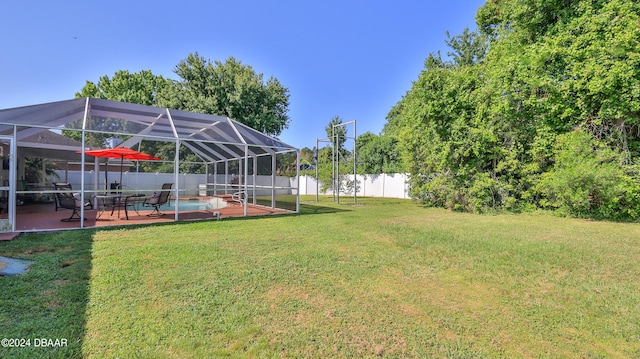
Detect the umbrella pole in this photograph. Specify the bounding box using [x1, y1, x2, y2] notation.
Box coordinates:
[104, 158, 109, 191]
[116, 155, 124, 219]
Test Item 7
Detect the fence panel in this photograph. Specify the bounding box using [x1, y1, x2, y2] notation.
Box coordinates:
[299, 174, 408, 199]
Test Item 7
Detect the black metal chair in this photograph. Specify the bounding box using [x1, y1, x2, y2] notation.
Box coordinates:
[143, 183, 173, 217]
[54, 183, 92, 222]
[53, 182, 70, 211]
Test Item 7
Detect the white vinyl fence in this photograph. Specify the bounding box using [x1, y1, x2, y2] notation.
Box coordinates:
[299, 174, 409, 199]
[51, 171, 409, 199]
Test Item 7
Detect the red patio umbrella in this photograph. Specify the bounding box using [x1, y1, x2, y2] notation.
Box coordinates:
[81, 147, 161, 189]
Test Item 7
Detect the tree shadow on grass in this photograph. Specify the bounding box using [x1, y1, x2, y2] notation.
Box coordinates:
[0, 229, 95, 358]
[298, 202, 350, 216]
[248, 196, 351, 217]
[189, 203, 350, 224]
[195, 202, 350, 222]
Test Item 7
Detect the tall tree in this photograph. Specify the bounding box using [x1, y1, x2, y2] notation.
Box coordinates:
[76, 69, 170, 106]
[69, 70, 172, 148]
[72, 53, 292, 173]
[324, 116, 348, 158]
[356, 132, 402, 174]
[475, 0, 582, 43]
[299, 147, 315, 169]
[164, 53, 290, 136]
[444, 27, 488, 66]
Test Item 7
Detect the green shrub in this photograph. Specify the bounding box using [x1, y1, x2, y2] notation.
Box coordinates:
[468, 172, 515, 213]
[409, 172, 457, 209]
[539, 130, 640, 221]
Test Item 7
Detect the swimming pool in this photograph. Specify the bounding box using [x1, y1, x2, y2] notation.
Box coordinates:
[158, 197, 227, 211]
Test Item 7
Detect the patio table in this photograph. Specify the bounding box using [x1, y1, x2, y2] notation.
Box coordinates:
[95, 194, 147, 220]
[123, 194, 147, 220]
[94, 194, 120, 219]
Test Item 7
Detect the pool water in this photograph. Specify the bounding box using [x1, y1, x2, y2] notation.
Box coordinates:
[158, 197, 227, 211]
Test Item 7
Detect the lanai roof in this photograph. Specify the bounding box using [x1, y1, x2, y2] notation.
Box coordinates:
[0, 98, 297, 162]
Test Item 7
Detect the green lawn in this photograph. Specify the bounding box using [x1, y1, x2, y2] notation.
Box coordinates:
[1, 197, 640, 358]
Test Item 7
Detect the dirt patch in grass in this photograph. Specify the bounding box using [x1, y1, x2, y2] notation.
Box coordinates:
[60, 259, 75, 268]
[24, 245, 52, 255]
[47, 300, 62, 309]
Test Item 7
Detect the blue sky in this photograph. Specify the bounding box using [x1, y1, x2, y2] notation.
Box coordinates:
[0, 0, 485, 149]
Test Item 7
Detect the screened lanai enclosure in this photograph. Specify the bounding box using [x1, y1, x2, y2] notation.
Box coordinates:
[0, 98, 299, 233]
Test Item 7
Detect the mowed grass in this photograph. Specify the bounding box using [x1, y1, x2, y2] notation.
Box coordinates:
[2, 196, 640, 358]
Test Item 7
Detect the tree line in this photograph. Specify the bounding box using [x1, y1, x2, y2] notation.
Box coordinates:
[381, 0, 640, 220]
[309, 0, 640, 221]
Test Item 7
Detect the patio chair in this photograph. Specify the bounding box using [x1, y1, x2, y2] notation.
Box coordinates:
[54, 183, 92, 222]
[110, 182, 121, 194]
[143, 183, 173, 217]
[53, 182, 71, 211]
